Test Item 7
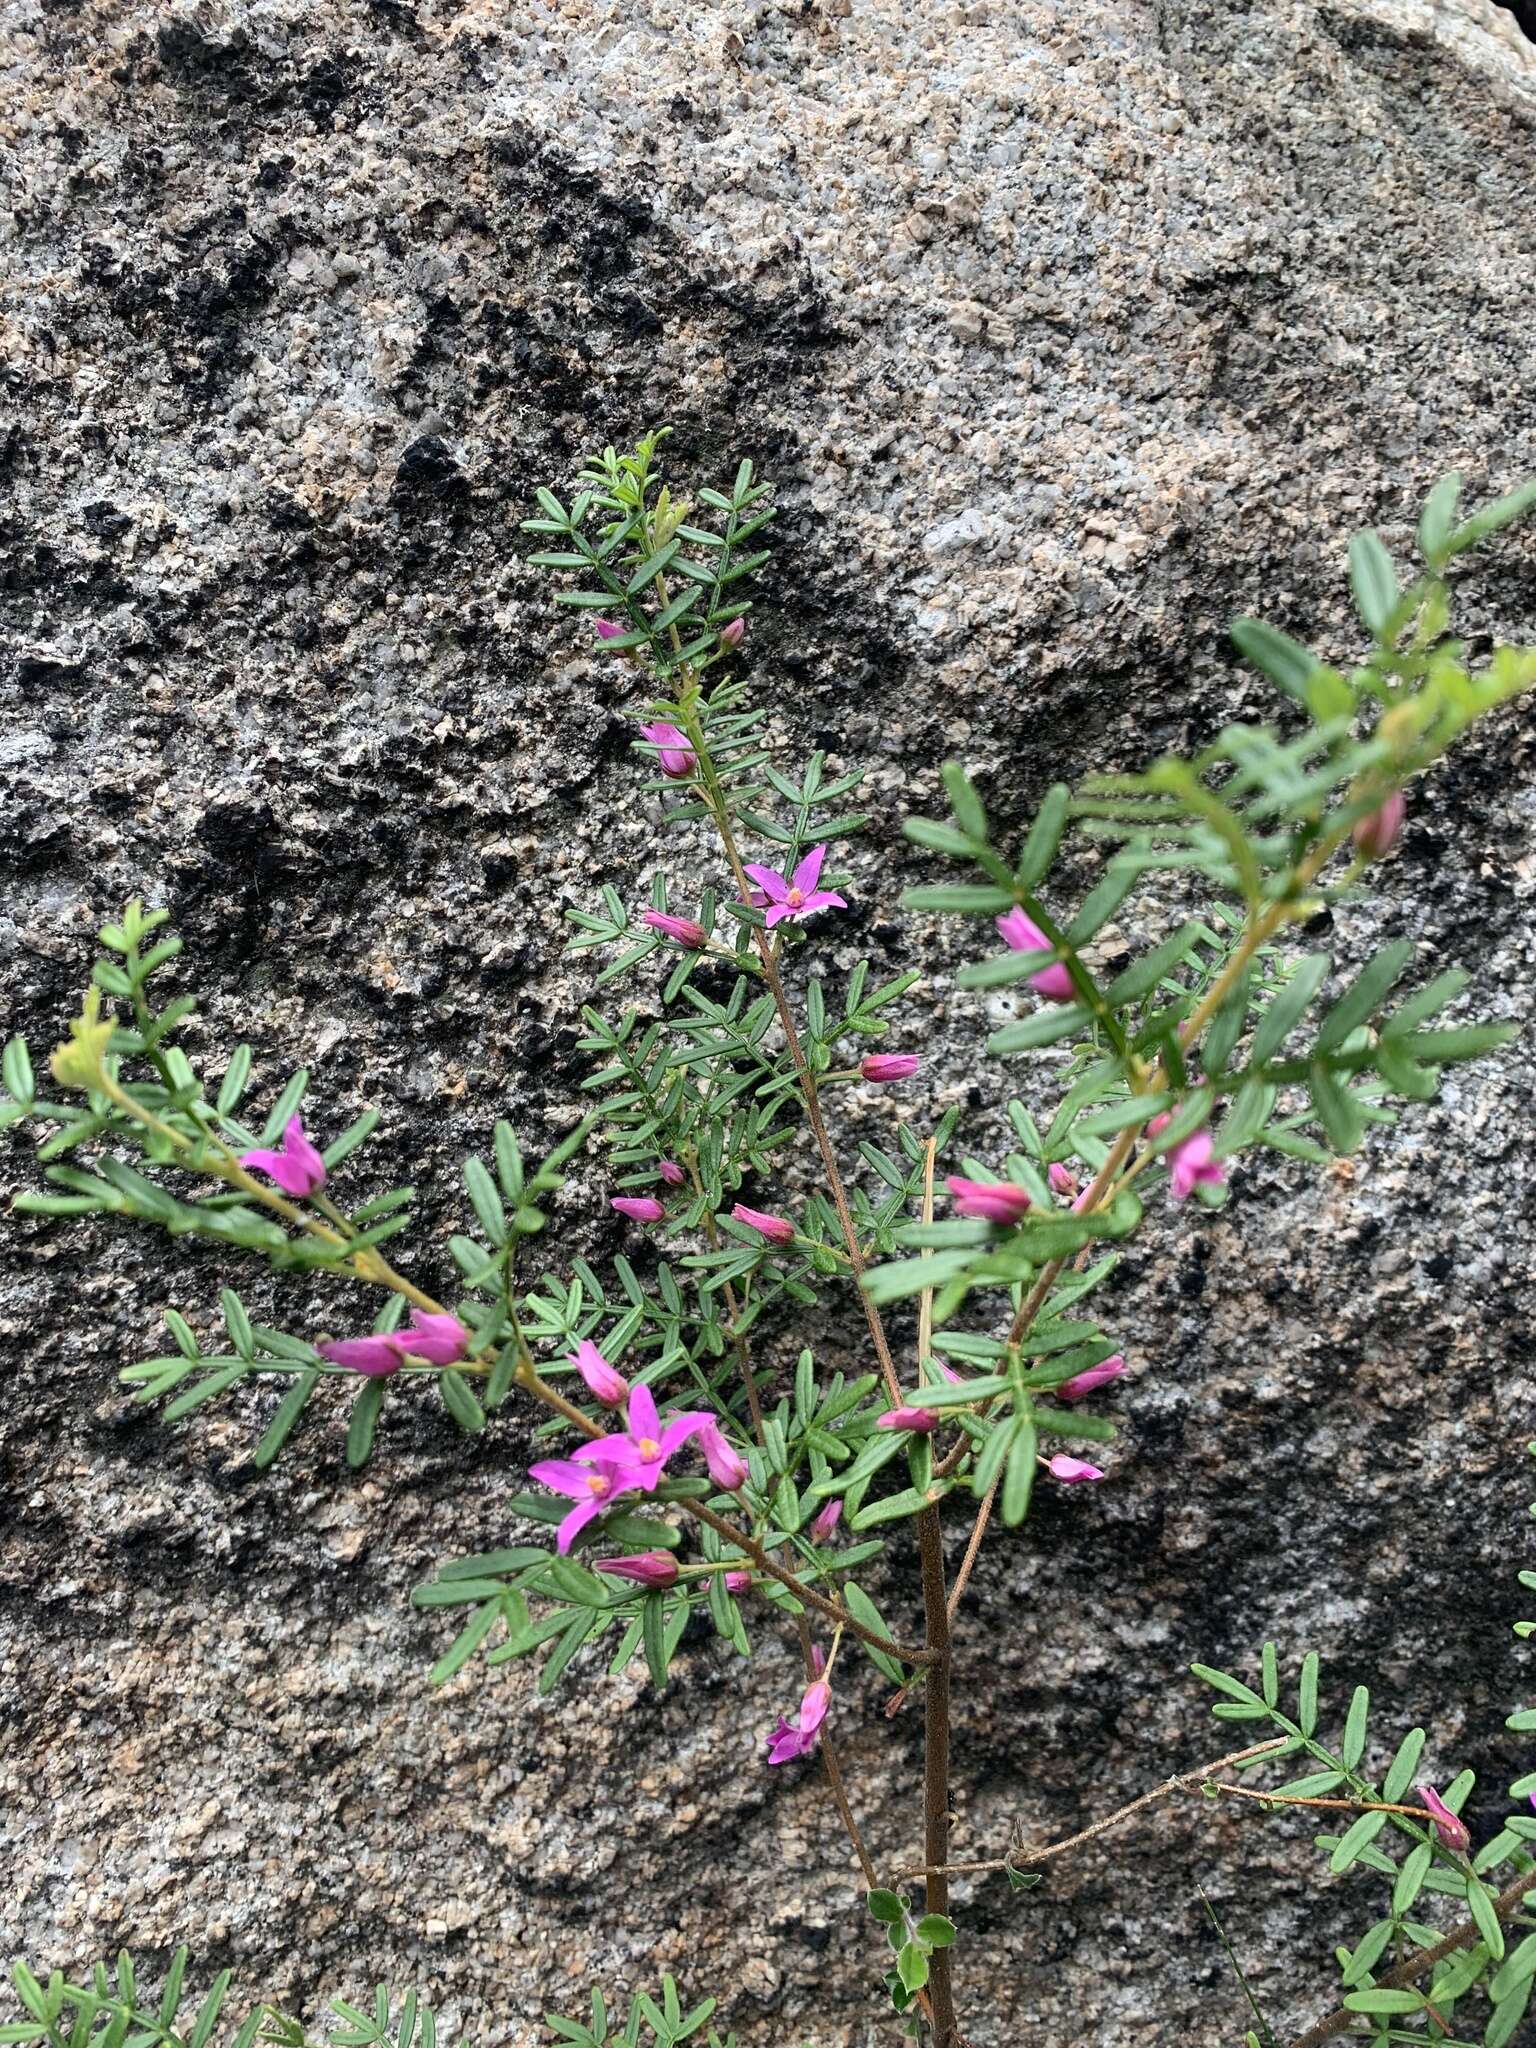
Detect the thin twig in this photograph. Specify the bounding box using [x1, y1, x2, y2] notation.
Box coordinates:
[1207, 1781, 1444, 1826]
[894, 1737, 1289, 1879]
[945, 1476, 998, 1623]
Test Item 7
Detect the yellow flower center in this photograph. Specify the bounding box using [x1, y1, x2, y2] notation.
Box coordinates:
[637, 1437, 661, 1460]
[787, 887, 804, 907]
[586, 1473, 610, 1496]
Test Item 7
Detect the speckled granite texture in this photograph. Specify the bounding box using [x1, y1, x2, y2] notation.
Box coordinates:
[4, 1, 1536, 2042]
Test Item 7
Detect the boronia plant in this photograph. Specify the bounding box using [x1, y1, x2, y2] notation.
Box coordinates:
[6, 435, 1536, 2048]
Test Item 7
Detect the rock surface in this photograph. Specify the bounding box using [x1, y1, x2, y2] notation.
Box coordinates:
[4, 1, 1536, 2043]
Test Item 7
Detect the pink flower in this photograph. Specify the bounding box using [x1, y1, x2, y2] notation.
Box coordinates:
[611, 1195, 666, 1224]
[1165, 1128, 1226, 1202]
[1418, 1785, 1471, 1854]
[1046, 1454, 1104, 1483]
[582, 1384, 711, 1494]
[528, 1442, 645, 1553]
[732, 1202, 795, 1244]
[570, 1338, 628, 1408]
[639, 721, 696, 778]
[809, 1499, 842, 1543]
[642, 909, 708, 949]
[697, 1418, 749, 1491]
[318, 1334, 407, 1378]
[719, 617, 745, 648]
[239, 1116, 327, 1198]
[996, 906, 1074, 1002]
[1048, 1162, 1079, 1198]
[877, 1404, 940, 1433]
[725, 1569, 754, 1592]
[946, 1176, 1032, 1224]
[594, 618, 628, 644]
[594, 1551, 679, 1589]
[1055, 1355, 1126, 1402]
[740, 844, 846, 929]
[1354, 791, 1405, 860]
[766, 1676, 832, 1766]
[393, 1310, 470, 1364]
[860, 1054, 920, 1083]
[657, 1160, 686, 1186]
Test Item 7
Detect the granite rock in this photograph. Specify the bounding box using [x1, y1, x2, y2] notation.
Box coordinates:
[3, 1, 1536, 2042]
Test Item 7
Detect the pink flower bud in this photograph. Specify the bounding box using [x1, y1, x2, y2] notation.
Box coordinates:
[593, 618, 627, 643]
[1046, 1454, 1105, 1483]
[946, 1176, 1032, 1224]
[1055, 1354, 1126, 1402]
[639, 721, 697, 778]
[394, 1310, 470, 1365]
[996, 906, 1074, 1002]
[1418, 1785, 1471, 1854]
[317, 1334, 406, 1377]
[809, 1499, 842, 1543]
[877, 1404, 940, 1433]
[1353, 790, 1405, 861]
[611, 1194, 666, 1224]
[1048, 1162, 1078, 1198]
[570, 1338, 628, 1408]
[799, 1677, 831, 1734]
[731, 1202, 795, 1244]
[724, 1569, 754, 1592]
[642, 910, 708, 949]
[719, 617, 745, 648]
[595, 1551, 679, 1588]
[1166, 1129, 1225, 1203]
[860, 1054, 921, 1083]
[697, 1418, 749, 1491]
[657, 1160, 686, 1186]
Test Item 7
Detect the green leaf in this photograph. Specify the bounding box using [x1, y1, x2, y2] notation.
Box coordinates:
[987, 1004, 1093, 1054]
[844, 1584, 906, 1684]
[916, 1915, 956, 1949]
[1314, 941, 1415, 1054]
[1191, 1664, 1266, 1708]
[2, 1034, 35, 1106]
[1418, 472, 1462, 564]
[1298, 1650, 1319, 1736]
[641, 1592, 669, 1689]
[1469, 1880, 1507, 1963]
[941, 761, 988, 842]
[1348, 531, 1399, 637]
[902, 884, 1016, 915]
[1018, 785, 1070, 889]
[430, 1599, 503, 1685]
[1308, 1063, 1365, 1154]
[1340, 1989, 1424, 2015]
[1341, 1684, 1370, 1770]
[896, 1945, 929, 1994]
[1100, 923, 1203, 1009]
[1230, 618, 1321, 702]
[347, 1378, 386, 1467]
[1329, 1808, 1389, 1872]
[1001, 1418, 1039, 1527]
[1446, 476, 1536, 559]
[1382, 1727, 1426, 1804]
[463, 1156, 507, 1247]
[1249, 953, 1331, 1066]
[253, 1366, 321, 1469]
[866, 1889, 906, 1924]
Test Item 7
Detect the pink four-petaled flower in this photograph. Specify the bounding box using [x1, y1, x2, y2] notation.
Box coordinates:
[741, 844, 846, 929]
[239, 1116, 327, 1198]
[582, 1383, 711, 1495]
[527, 1442, 647, 1554]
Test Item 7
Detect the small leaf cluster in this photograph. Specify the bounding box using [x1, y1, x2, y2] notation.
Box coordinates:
[865, 1889, 957, 2029]
[1194, 1648, 1536, 2044]
[545, 1978, 734, 2048]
